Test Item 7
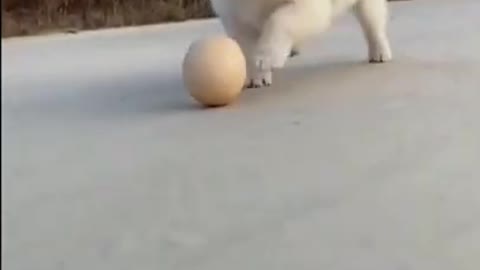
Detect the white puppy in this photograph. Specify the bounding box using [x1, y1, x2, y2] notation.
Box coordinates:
[209, 0, 393, 88]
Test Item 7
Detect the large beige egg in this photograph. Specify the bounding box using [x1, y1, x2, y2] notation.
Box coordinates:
[182, 36, 246, 107]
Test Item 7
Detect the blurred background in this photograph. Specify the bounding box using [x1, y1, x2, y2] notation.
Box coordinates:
[1, 0, 407, 38]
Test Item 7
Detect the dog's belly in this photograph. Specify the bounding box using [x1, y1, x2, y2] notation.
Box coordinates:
[212, 0, 289, 31]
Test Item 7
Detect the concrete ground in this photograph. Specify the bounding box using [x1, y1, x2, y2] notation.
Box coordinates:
[2, 0, 480, 269]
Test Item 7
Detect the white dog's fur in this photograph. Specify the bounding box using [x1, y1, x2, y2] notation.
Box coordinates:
[210, 0, 392, 88]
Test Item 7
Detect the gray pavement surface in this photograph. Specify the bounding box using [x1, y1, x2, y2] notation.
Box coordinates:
[2, 0, 480, 269]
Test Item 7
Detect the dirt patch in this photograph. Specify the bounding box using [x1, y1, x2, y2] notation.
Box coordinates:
[2, 0, 214, 37]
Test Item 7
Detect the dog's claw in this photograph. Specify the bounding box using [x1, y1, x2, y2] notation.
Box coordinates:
[289, 49, 300, 58]
[368, 45, 392, 63]
[245, 77, 271, 89]
[369, 58, 384, 63]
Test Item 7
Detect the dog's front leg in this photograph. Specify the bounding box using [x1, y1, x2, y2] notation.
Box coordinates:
[218, 16, 275, 89]
[353, 0, 392, 63]
[252, 1, 330, 88]
[252, 7, 294, 88]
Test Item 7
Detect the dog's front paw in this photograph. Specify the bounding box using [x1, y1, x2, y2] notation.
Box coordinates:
[245, 71, 272, 88]
[369, 44, 392, 63]
[243, 54, 275, 89]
